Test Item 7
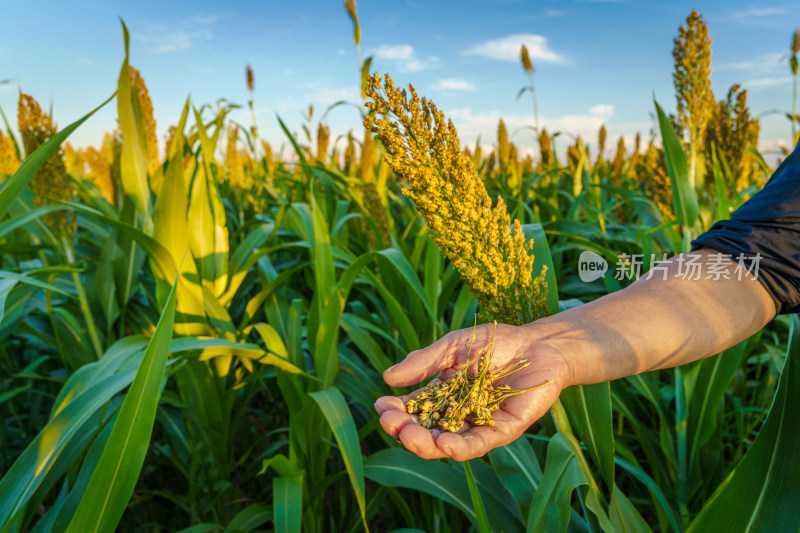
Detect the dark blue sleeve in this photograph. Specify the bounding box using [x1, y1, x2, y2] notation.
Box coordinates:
[691, 143, 800, 314]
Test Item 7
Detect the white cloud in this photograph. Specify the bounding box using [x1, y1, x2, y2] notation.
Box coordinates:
[374, 44, 414, 61]
[717, 52, 791, 91]
[373, 44, 438, 72]
[136, 23, 214, 53]
[717, 51, 793, 90]
[185, 62, 218, 75]
[191, 14, 219, 25]
[463, 34, 566, 64]
[732, 7, 786, 18]
[758, 137, 795, 166]
[717, 52, 783, 73]
[446, 104, 614, 148]
[309, 86, 359, 106]
[78, 56, 93, 66]
[432, 78, 475, 92]
[589, 104, 614, 119]
[714, 53, 786, 72]
[743, 75, 792, 88]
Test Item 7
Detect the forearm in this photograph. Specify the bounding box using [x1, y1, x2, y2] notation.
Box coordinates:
[527, 249, 777, 386]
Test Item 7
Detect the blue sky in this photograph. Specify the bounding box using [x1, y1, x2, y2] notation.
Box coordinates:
[1, 0, 797, 160]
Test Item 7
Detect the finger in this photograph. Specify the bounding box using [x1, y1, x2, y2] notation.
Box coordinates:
[379, 408, 417, 439]
[398, 422, 448, 459]
[374, 395, 405, 415]
[496, 378, 560, 423]
[384, 333, 460, 387]
[385, 325, 494, 387]
[436, 409, 525, 461]
[375, 379, 442, 414]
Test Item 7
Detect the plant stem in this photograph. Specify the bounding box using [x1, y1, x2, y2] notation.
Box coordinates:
[528, 71, 540, 133]
[464, 460, 492, 533]
[62, 234, 104, 359]
[675, 366, 689, 527]
[688, 127, 697, 190]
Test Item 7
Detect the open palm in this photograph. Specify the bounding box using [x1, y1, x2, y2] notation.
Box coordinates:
[374, 322, 570, 461]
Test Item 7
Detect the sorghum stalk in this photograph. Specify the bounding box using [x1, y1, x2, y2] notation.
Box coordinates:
[520, 44, 539, 132]
[62, 234, 104, 359]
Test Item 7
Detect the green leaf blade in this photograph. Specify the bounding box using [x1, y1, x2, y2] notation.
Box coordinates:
[64, 278, 178, 533]
[654, 99, 698, 229]
[308, 387, 367, 530]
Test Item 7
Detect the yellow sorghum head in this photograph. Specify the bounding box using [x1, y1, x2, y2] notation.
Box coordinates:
[637, 138, 672, 217]
[84, 146, 115, 204]
[226, 126, 246, 188]
[344, 0, 357, 19]
[472, 144, 482, 165]
[485, 151, 496, 175]
[344, 132, 356, 175]
[344, 0, 360, 46]
[261, 140, 275, 176]
[672, 10, 714, 148]
[102, 129, 123, 203]
[246, 64, 255, 92]
[497, 119, 510, 175]
[538, 128, 554, 170]
[704, 83, 761, 192]
[521, 154, 533, 176]
[17, 92, 74, 232]
[508, 142, 521, 181]
[317, 123, 330, 163]
[62, 142, 79, 175]
[364, 73, 548, 324]
[792, 28, 800, 55]
[128, 66, 159, 176]
[632, 133, 641, 158]
[164, 125, 177, 154]
[567, 143, 580, 171]
[520, 44, 533, 73]
[358, 130, 377, 182]
[597, 125, 607, 160]
[361, 181, 391, 247]
[610, 136, 626, 183]
[101, 130, 117, 166]
[0, 129, 20, 178]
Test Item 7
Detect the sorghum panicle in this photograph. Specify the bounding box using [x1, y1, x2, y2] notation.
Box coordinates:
[364, 73, 548, 325]
[128, 66, 159, 176]
[0, 129, 20, 178]
[17, 92, 74, 232]
[226, 126, 246, 188]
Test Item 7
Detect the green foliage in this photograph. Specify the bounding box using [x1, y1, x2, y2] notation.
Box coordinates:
[0, 16, 793, 533]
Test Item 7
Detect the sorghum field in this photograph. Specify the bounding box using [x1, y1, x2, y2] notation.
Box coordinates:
[2, 5, 800, 533]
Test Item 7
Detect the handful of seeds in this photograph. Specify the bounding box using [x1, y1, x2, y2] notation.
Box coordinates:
[405, 323, 550, 433]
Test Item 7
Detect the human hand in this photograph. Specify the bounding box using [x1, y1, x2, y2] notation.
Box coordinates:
[374, 322, 569, 461]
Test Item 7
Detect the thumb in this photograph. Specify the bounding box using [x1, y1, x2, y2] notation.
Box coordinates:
[384, 329, 469, 387]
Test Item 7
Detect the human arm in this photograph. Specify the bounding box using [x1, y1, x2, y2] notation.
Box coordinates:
[374, 248, 776, 461]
